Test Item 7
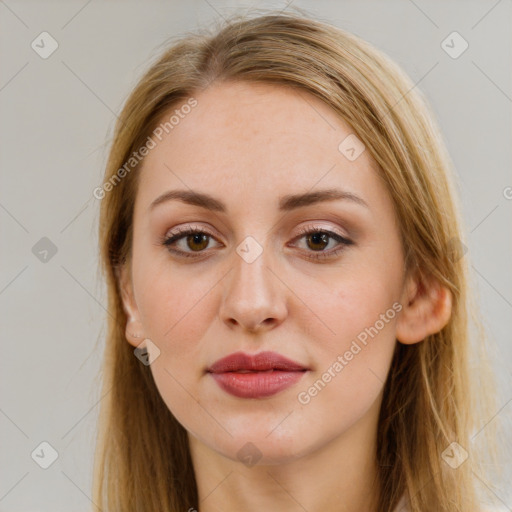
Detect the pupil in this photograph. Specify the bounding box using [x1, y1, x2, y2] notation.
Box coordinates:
[309, 232, 328, 250]
[188, 233, 208, 251]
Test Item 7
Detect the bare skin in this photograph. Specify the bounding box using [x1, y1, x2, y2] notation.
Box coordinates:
[119, 81, 452, 512]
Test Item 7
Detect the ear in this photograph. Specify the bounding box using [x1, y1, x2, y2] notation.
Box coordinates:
[117, 264, 145, 348]
[396, 269, 452, 344]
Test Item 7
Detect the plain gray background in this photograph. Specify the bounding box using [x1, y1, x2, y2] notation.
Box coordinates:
[1, 1, 511, 510]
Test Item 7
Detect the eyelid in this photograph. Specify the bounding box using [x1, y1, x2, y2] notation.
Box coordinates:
[159, 222, 354, 260]
[163, 222, 350, 243]
[158, 225, 222, 254]
[292, 223, 350, 241]
[288, 225, 353, 260]
[164, 224, 218, 240]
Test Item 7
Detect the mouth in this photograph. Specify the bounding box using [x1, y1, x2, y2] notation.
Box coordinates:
[207, 351, 309, 399]
[232, 369, 279, 373]
[207, 350, 308, 373]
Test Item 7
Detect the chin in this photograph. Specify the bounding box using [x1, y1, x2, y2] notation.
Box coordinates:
[208, 423, 312, 466]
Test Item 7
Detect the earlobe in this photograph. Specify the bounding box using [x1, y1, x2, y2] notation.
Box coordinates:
[396, 271, 452, 345]
[116, 264, 145, 348]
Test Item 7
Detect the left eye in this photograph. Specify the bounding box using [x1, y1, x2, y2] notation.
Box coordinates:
[160, 227, 353, 260]
[290, 227, 354, 260]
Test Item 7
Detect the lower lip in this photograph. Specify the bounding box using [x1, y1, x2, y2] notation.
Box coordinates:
[209, 370, 307, 399]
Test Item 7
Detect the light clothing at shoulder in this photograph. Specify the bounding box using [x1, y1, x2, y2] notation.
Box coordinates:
[392, 493, 507, 512]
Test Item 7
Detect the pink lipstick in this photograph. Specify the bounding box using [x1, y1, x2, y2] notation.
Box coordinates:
[207, 351, 308, 399]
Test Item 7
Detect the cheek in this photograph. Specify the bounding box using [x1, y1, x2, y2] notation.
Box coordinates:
[135, 261, 218, 358]
[303, 261, 401, 355]
[302, 291, 398, 406]
[294, 280, 399, 437]
[134, 266, 219, 434]
[294, 259, 401, 408]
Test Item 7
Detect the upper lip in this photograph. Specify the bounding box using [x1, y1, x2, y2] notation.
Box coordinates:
[207, 351, 308, 373]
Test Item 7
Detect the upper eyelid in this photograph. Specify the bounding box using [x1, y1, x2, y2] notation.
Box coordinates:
[163, 225, 351, 248]
[293, 224, 350, 240]
[165, 222, 350, 240]
[160, 225, 353, 263]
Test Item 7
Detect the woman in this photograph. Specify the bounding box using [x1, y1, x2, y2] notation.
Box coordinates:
[92, 10, 498, 511]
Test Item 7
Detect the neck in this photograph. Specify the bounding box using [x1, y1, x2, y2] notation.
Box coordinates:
[188, 395, 382, 512]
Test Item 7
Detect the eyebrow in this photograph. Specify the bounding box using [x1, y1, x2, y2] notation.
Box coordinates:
[148, 188, 369, 213]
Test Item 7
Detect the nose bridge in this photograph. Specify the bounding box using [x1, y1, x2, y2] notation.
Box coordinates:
[219, 233, 287, 331]
[230, 234, 276, 302]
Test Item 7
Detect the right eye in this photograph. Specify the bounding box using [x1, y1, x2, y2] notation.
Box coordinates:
[160, 227, 222, 258]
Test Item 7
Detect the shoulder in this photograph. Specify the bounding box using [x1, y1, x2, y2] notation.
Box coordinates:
[394, 495, 508, 512]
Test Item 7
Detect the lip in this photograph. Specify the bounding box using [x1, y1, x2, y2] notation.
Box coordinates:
[207, 351, 309, 399]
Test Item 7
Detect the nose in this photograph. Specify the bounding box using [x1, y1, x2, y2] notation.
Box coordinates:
[218, 242, 288, 333]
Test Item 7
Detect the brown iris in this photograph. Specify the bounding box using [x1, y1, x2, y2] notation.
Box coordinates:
[306, 232, 329, 251]
[186, 233, 210, 251]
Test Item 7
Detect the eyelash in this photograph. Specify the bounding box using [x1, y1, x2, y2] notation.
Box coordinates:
[159, 225, 354, 261]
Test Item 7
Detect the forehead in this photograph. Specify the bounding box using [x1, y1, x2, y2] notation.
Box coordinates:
[136, 81, 382, 214]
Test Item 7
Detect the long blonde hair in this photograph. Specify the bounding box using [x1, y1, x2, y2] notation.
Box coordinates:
[93, 9, 497, 511]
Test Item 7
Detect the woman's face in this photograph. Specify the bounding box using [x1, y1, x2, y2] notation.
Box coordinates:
[122, 81, 408, 464]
